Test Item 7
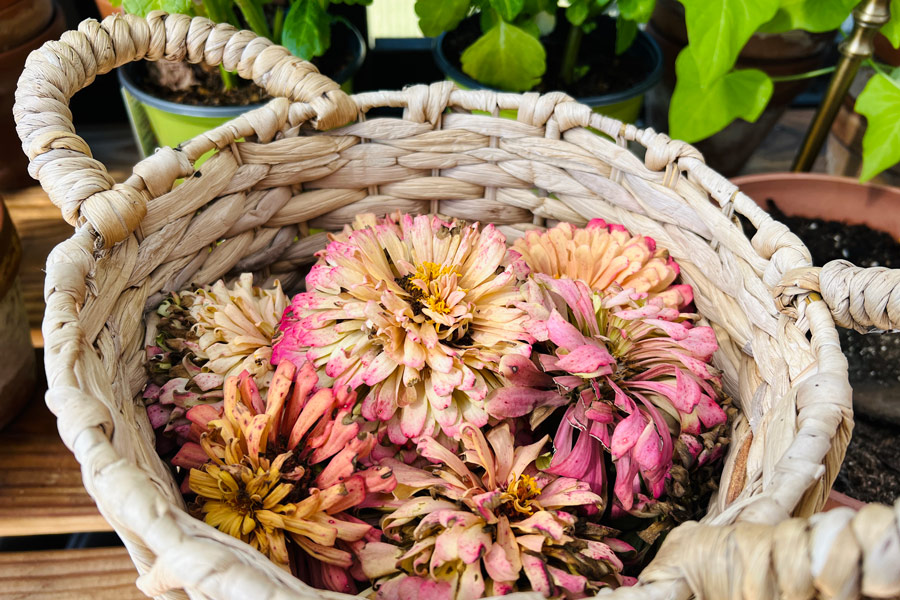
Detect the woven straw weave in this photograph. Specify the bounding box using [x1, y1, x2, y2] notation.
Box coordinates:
[13, 11, 899, 600]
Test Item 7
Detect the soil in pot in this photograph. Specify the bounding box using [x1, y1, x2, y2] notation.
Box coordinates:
[749, 201, 900, 505]
[132, 19, 361, 106]
[442, 14, 649, 97]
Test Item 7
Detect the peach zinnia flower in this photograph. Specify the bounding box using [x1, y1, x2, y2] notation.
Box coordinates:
[510, 220, 692, 309]
[272, 213, 533, 443]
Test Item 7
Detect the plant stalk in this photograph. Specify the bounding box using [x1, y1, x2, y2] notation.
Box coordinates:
[235, 0, 273, 40]
[561, 21, 583, 87]
[273, 7, 285, 45]
[769, 66, 837, 83]
[219, 65, 236, 91]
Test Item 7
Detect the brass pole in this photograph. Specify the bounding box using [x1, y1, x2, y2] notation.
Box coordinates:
[792, 0, 891, 172]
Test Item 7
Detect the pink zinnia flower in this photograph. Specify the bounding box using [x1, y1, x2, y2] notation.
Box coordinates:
[272, 213, 533, 443]
[357, 423, 633, 599]
[486, 275, 728, 515]
[176, 360, 396, 593]
[510, 220, 692, 309]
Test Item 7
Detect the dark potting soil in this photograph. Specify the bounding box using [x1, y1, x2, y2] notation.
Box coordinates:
[443, 15, 647, 96]
[133, 22, 356, 107]
[759, 200, 900, 505]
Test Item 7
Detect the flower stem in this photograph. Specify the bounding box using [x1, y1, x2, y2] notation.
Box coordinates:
[273, 7, 285, 45]
[769, 66, 837, 83]
[561, 22, 583, 87]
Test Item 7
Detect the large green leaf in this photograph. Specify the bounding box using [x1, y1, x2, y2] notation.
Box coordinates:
[758, 0, 856, 34]
[159, 0, 193, 14]
[461, 20, 546, 91]
[669, 48, 773, 143]
[855, 72, 900, 181]
[882, 0, 900, 49]
[489, 0, 525, 21]
[123, 0, 160, 17]
[282, 0, 331, 59]
[415, 0, 471, 37]
[618, 0, 655, 24]
[679, 0, 779, 88]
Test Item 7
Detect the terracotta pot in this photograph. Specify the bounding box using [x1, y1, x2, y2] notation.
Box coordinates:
[731, 172, 900, 239]
[824, 490, 866, 511]
[94, 0, 122, 19]
[0, 4, 66, 190]
[874, 33, 900, 67]
[0, 196, 35, 430]
[0, 0, 53, 52]
[646, 0, 836, 176]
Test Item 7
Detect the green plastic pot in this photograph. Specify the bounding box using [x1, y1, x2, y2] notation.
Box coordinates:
[433, 18, 662, 124]
[118, 20, 366, 164]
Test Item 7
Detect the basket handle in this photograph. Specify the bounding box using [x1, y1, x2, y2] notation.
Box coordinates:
[12, 11, 357, 248]
[775, 259, 900, 332]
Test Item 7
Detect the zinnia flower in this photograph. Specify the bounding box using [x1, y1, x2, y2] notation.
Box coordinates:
[272, 213, 533, 443]
[357, 422, 633, 599]
[177, 359, 397, 593]
[487, 275, 728, 516]
[510, 220, 692, 309]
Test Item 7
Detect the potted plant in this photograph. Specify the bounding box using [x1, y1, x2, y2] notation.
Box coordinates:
[111, 0, 368, 157]
[419, 0, 663, 124]
[653, 0, 900, 178]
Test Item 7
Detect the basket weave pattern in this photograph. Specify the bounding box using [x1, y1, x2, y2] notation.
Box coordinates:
[15, 12, 899, 600]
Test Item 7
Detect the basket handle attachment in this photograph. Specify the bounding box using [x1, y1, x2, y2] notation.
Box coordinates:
[775, 259, 900, 333]
[12, 12, 357, 248]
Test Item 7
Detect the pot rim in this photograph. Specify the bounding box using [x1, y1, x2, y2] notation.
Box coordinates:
[432, 18, 663, 106]
[117, 18, 366, 118]
[731, 171, 900, 195]
[0, 1, 61, 60]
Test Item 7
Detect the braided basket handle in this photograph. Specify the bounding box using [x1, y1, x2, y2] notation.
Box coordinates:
[776, 260, 900, 332]
[12, 11, 357, 248]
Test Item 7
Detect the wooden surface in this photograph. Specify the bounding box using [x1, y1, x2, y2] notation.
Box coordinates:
[0, 392, 112, 537]
[0, 546, 143, 599]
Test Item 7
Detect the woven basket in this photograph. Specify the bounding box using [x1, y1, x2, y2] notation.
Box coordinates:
[14, 12, 900, 600]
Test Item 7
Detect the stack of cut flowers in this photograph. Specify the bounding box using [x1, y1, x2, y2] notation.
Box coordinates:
[144, 213, 732, 599]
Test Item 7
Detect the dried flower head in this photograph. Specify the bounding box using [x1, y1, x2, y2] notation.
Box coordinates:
[487, 275, 728, 516]
[178, 360, 396, 593]
[273, 213, 533, 443]
[510, 220, 692, 309]
[357, 423, 633, 599]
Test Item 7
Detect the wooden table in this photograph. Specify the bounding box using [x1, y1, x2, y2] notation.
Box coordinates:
[1, 123, 142, 597]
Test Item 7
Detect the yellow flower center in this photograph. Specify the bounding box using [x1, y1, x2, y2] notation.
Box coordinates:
[400, 261, 466, 317]
[501, 474, 543, 516]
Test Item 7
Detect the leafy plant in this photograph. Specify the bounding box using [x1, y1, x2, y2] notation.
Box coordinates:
[113, 0, 369, 68]
[415, 0, 656, 92]
[669, 0, 900, 182]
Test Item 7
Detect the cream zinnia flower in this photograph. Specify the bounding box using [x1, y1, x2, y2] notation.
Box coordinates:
[357, 423, 633, 599]
[273, 213, 533, 443]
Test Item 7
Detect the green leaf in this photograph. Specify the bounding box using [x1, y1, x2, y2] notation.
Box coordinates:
[489, 0, 524, 21]
[758, 0, 856, 34]
[679, 0, 779, 88]
[332, 0, 374, 5]
[855, 73, 900, 181]
[618, 0, 655, 24]
[480, 8, 498, 32]
[282, 0, 331, 60]
[122, 0, 160, 17]
[882, 0, 900, 48]
[159, 0, 192, 13]
[461, 20, 546, 91]
[616, 17, 638, 54]
[517, 17, 541, 38]
[415, 0, 470, 37]
[566, 0, 590, 26]
[669, 48, 773, 142]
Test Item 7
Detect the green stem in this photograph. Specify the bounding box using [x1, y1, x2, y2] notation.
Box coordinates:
[561, 21, 583, 86]
[769, 66, 837, 83]
[867, 57, 900, 92]
[219, 64, 235, 91]
[235, 0, 273, 40]
[273, 7, 285, 45]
